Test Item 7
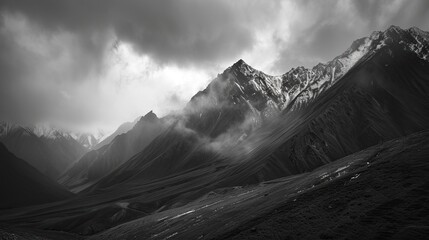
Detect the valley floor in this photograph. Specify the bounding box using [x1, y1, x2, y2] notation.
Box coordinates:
[1, 131, 429, 240]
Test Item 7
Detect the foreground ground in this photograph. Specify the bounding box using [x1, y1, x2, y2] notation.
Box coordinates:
[1, 131, 429, 239]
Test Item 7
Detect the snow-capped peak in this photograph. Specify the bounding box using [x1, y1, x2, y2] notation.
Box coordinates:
[0, 121, 25, 137]
[282, 26, 429, 109]
[31, 123, 73, 140]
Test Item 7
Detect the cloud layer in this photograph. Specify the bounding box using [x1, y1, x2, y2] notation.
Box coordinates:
[0, 0, 427, 132]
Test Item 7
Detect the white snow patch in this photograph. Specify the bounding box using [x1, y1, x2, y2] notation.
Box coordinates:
[170, 209, 195, 220]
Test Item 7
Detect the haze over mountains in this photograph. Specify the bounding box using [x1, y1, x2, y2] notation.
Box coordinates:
[0, 25, 428, 240]
[59, 112, 163, 191]
[0, 122, 88, 179]
[0, 120, 136, 180]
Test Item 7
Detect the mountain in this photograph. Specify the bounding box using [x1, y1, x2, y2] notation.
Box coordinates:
[0, 142, 72, 209]
[0, 26, 428, 237]
[91, 26, 429, 195]
[59, 111, 165, 191]
[92, 25, 429, 189]
[93, 119, 138, 150]
[73, 130, 106, 149]
[33, 123, 105, 150]
[0, 122, 88, 179]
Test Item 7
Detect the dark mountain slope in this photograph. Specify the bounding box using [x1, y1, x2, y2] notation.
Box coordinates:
[59, 111, 165, 191]
[0, 143, 72, 209]
[0, 123, 87, 179]
[184, 59, 284, 138]
[93, 120, 137, 150]
[211, 131, 429, 240]
[86, 130, 429, 240]
[0, 123, 53, 175]
[87, 123, 219, 192]
[213, 37, 429, 186]
[83, 58, 293, 191]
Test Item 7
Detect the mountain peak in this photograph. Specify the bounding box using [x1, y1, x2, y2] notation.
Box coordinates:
[227, 59, 262, 80]
[233, 59, 246, 66]
[387, 25, 402, 32]
[141, 110, 158, 122]
[230, 58, 253, 72]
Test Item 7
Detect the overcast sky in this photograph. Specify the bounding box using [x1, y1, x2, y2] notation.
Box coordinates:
[0, 0, 428, 133]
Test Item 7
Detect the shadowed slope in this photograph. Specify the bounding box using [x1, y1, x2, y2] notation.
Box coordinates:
[0, 143, 72, 209]
[213, 41, 429, 186]
[0, 123, 87, 179]
[82, 131, 429, 240]
[93, 120, 136, 150]
[59, 111, 165, 192]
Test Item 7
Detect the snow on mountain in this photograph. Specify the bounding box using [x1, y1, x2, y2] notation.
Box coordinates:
[0, 121, 31, 137]
[270, 26, 429, 110]
[0, 121, 88, 179]
[32, 123, 75, 140]
[69, 129, 106, 149]
[175, 26, 429, 154]
[31, 123, 108, 149]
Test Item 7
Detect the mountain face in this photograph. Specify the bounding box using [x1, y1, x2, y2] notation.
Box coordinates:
[94, 119, 138, 150]
[59, 111, 165, 191]
[90, 26, 429, 196]
[0, 122, 88, 179]
[0, 142, 71, 209]
[73, 130, 106, 149]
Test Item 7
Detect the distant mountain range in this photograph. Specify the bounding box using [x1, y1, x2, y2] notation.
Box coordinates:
[59, 111, 164, 191]
[0, 120, 136, 179]
[0, 122, 88, 179]
[0, 142, 71, 209]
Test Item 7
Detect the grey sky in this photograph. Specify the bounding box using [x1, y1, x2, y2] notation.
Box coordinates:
[0, 0, 428, 132]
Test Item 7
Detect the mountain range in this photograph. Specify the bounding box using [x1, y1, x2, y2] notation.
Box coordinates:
[0, 25, 428, 239]
[0, 121, 136, 180]
[0, 122, 88, 179]
[59, 111, 164, 192]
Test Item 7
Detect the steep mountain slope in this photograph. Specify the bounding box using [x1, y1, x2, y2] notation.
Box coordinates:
[59, 111, 165, 191]
[73, 131, 106, 149]
[76, 134, 99, 149]
[94, 119, 137, 150]
[36, 129, 89, 177]
[184, 59, 284, 138]
[89, 130, 429, 240]
[0, 142, 72, 209]
[214, 36, 429, 186]
[0, 122, 87, 179]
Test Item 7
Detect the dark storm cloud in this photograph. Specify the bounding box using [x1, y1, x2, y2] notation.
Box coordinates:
[0, 0, 279, 127]
[273, 0, 429, 72]
[0, 0, 277, 67]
